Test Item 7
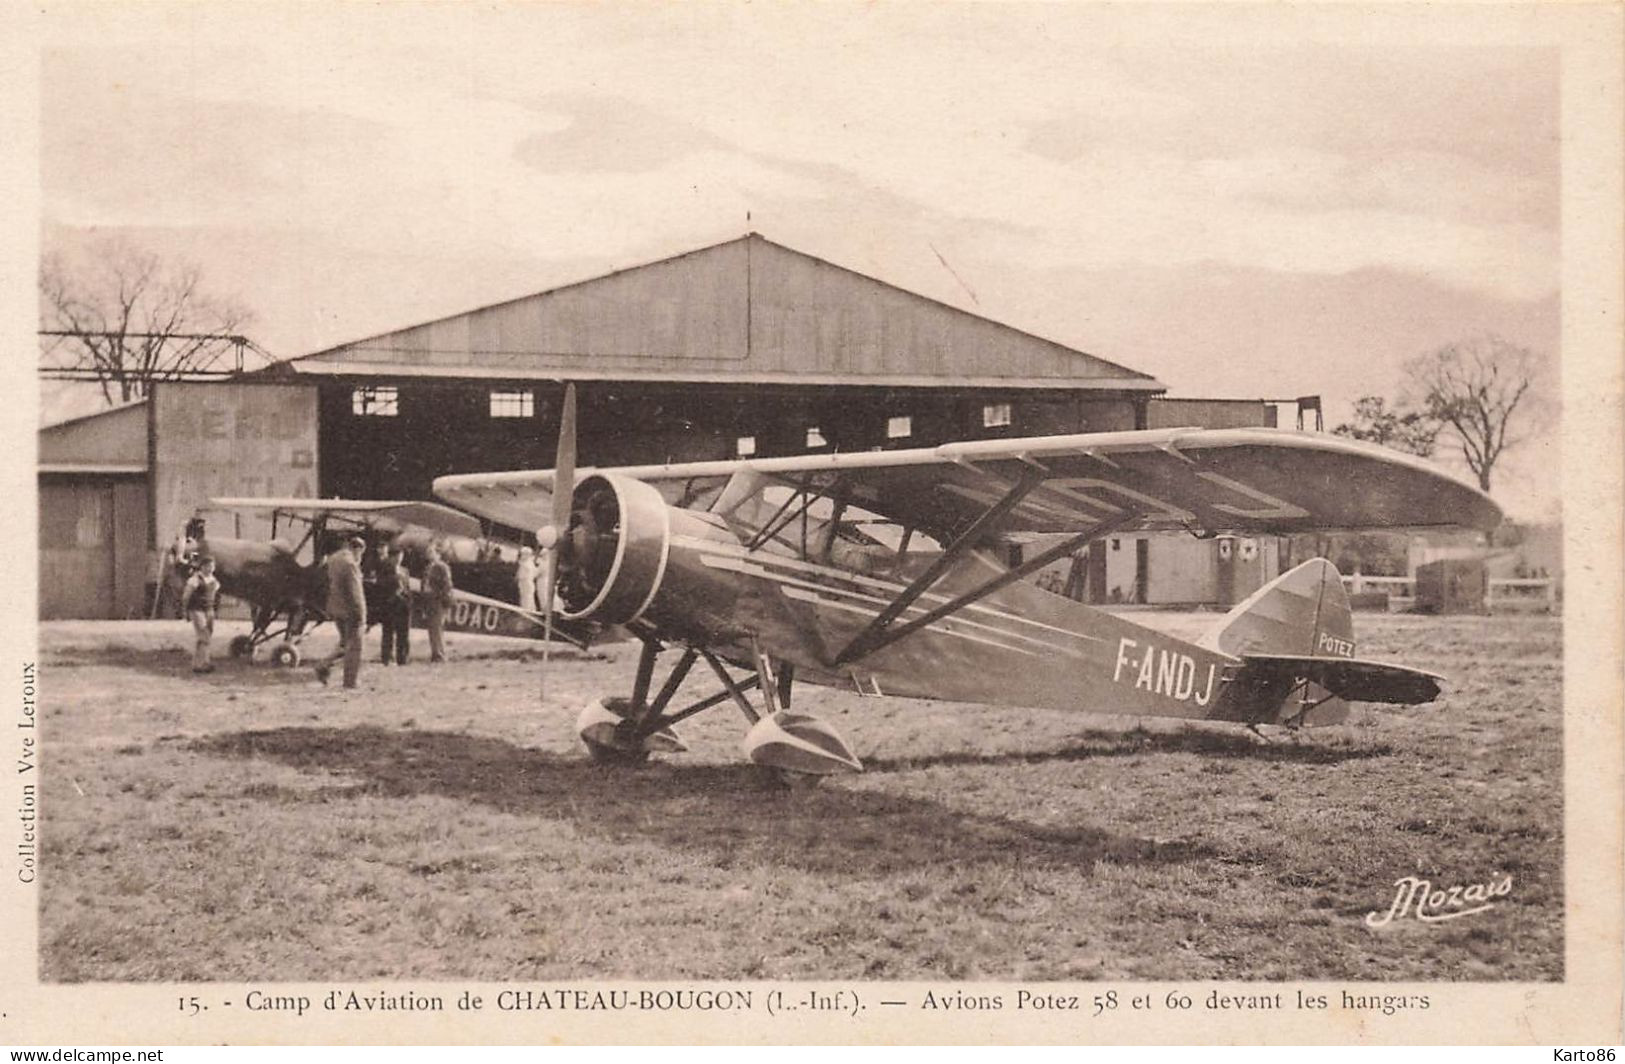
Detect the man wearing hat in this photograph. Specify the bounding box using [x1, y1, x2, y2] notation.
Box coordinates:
[315, 534, 369, 688]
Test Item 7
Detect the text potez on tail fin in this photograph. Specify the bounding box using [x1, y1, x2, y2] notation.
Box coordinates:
[1207, 557, 1356, 661]
[1205, 559, 1443, 725]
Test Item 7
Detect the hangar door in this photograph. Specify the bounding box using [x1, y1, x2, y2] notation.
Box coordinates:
[39, 477, 150, 619]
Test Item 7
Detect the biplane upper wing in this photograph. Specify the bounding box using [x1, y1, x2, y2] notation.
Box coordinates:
[433, 469, 732, 534]
[209, 497, 485, 541]
[433, 427, 1502, 542]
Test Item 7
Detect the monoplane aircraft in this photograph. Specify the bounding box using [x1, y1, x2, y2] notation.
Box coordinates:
[435, 387, 1501, 778]
[167, 499, 587, 666]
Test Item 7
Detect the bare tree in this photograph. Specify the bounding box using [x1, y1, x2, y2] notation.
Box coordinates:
[39, 239, 255, 405]
[1403, 335, 1546, 493]
[1332, 395, 1440, 457]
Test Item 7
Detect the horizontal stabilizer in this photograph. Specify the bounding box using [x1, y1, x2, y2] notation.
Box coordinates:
[1238, 654, 1444, 705]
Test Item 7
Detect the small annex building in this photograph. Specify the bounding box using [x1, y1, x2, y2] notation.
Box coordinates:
[38, 401, 152, 619]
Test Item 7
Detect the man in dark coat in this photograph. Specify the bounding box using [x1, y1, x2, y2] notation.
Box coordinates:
[315, 535, 368, 688]
[375, 542, 412, 665]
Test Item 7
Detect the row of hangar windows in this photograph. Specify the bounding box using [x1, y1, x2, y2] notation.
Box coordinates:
[349, 384, 1015, 455]
[351, 385, 536, 419]
[737, 403, 1011, 457]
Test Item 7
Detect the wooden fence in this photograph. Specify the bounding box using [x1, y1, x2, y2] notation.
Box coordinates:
[1340, 574, 1559, 613]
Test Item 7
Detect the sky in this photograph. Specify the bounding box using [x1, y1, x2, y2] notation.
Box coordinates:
[30, 3, 1567, 519]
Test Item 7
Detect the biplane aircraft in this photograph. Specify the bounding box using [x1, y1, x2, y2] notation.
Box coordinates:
[167, 499, 588, 666]
[433, 386, 1503, 779]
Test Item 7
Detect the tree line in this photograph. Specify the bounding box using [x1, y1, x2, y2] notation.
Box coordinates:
[1332, 334, 1546, 493]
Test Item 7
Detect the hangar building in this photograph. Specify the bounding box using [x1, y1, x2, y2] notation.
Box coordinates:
[272, 234, 1170, 498]
[38, 232, 1282, 618]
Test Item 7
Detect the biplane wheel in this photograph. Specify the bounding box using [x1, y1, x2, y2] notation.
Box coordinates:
[269, 643, 302, 668]
[228, 635, 256, 660]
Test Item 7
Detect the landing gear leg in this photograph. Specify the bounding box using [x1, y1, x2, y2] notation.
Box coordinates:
[740, 641, 861, 778]
[577, 640, 691, 764]
[576, 644, 859, 778]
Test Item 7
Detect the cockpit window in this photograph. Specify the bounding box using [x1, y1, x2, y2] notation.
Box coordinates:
[738, 485, 942, 561]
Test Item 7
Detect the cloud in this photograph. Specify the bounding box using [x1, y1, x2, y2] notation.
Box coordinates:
[39, 12, 1559, 307]
[43, 57, 389, 229]
[513, 96, 730, 174]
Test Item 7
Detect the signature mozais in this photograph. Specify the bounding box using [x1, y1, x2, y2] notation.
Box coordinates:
[1365, 873, 1513, 927]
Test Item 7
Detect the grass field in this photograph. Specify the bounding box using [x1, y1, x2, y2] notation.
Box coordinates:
[36, 610, 1562, 982]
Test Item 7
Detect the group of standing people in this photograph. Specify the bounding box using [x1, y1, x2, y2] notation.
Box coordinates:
[179, 534, 461, 688]
[313, 537, 455, 689]
[514, 545, 556, 614]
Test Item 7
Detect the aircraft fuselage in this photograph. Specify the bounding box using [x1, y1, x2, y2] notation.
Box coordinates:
[621, 509, 1275, 723]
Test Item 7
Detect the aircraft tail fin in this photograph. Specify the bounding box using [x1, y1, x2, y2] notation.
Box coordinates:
[1204, 558, 1356, 724]
[1206, 558, 1446, 723]
[1205, 557, 1355, 660]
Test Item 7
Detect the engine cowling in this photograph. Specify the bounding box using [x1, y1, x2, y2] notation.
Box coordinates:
[558, 473, 672, 625]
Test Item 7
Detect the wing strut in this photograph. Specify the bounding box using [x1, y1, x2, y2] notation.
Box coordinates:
[834, 507, 1142, 667]
[832, 466, 1045, 665]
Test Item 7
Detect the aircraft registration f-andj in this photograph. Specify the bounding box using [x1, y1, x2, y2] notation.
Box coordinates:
[169, 498, 589, 666]
[434, 386, 1502, 778]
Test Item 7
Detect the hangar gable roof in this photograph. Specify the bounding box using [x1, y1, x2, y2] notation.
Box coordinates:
[288, 235, 1163, 392]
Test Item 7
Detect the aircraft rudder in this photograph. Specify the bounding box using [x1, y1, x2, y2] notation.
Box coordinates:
[1207, 557, 1355, 660]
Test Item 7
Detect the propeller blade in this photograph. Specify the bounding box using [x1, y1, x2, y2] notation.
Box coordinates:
[540, 547, 556, 705]
[540, 383, 576, 707]
[553, 383, 576, 538]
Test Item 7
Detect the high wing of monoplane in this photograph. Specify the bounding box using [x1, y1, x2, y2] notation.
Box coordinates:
[435, 426, 1501, 542]
[434, 389, 1502, 780]
[166, 497, 589, 666]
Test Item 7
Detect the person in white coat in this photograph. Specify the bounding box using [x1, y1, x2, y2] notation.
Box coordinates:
[515, 546, 538, 613]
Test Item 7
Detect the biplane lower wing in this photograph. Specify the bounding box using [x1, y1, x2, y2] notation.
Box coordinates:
[408, 580, 592, 650]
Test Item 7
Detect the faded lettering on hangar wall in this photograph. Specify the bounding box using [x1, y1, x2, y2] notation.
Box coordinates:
[153, 382, 318, 546]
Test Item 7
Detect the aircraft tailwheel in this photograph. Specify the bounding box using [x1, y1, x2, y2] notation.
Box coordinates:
[576, 695, 685, 765]
[269, 643, 302, 668]
[228, 635, 256, 660]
